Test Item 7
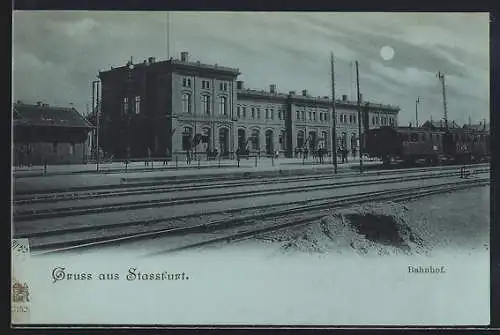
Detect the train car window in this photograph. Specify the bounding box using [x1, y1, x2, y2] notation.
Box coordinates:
[410, 133, 418, 142]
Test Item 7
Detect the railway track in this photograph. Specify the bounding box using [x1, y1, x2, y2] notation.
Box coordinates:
[28, 177, 489, 256]
[14, 168, 489, 221]
[14, 162, 490, 203]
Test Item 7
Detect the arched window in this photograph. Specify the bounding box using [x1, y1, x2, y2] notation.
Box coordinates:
[238, 129, 246, 150]
[309, 131, 317, 151]
[280, 130, 287, 150]
[297, 130, 305, 148]
[219, 128, 229, 153]
[322, 131, 328, 149]
[265, 130, 274, 155]
[219, 96, 227, 116]
[202, 95, 211, 115]
[251, 129, 260, 150]
[182, 94, 191, 114]
[182, 127, 193, 151]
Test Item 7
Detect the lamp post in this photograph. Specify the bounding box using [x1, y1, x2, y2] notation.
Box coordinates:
[415, 97, 420, 127]
[127, 62, 134, 160]
[355, 60, 363, 173]
[91, 80, 100, 170]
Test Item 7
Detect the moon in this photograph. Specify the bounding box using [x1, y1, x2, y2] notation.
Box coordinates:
[380, 46, 395, 61]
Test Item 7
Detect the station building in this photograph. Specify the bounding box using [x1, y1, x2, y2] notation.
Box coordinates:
[97, 52, 400, 159]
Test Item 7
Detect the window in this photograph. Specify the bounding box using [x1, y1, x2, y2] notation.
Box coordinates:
[202, 95, 211, 115]
[353, 115, 357, 124]
[71, 143, 76, 155]
[122, 97, 129, 115]
[410, 133, 418, 142]
[182, 94, 191, 114]
[280, 130, 287, 150]
[266, 109, 269, 119]
[182, 77, 192, 88]
[297, 130, 305, 148]
[313, 112, 316, 121]
[320, 113, 323, 122]
[251, 129, 260, 150]
[301, 111, 305, 120]
[219, 96, 227, 116]
[308, 112, 312, 121]
[257, 108, 261, 119]
[182, 127, 193, 151]
[135, 96, 141, 114]
[271, 109, 274, 120]
[219, 82, 228, 91]
[202, 80, 210, 90]
[322, 131, 328, 148]
[372, 116, 375, 125]
[349, 115, 353, 123]
[252, 108, 255, 119]
[296, 111, 300, 120]
[279, 111, 282, 120]
[237, 106, 241, 118]
[376, 117, 380, 125]
[242, 107, 246, 118]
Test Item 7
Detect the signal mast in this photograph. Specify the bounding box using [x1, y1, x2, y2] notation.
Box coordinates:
[437, 72, 449, 130]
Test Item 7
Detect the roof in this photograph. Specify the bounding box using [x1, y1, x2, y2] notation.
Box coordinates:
[13, 103, 93, 129]
[421, 119, 461, 130]
[463, 123, 490, 132]
[99, 58, 241, 79]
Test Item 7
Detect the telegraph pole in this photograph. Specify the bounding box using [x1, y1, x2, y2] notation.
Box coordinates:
[166, 12, 171, 59]
[415, 97, 420, 127]
[355, 60, 363, 173]
[330, 52, 338, 174]
[96, 80, 100, 171]
[437, 72, 449, 129]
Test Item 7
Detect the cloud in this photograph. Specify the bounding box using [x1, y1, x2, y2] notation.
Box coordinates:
[12, 11, 489, 126]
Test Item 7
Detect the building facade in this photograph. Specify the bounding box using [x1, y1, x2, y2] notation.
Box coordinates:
[98, 52, 399, 159]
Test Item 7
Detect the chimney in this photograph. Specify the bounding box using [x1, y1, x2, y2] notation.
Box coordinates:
[181, 52, 189, 62]
[148, 57, 156, 64]
[302, 89, 308, 96]
[270, 84, 276, 94]
[342, 94, 348, 101]
[289, 91, 296, 96]
[236, 81, 244, 89]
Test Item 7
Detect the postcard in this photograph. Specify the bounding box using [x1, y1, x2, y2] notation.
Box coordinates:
[11, 11, 490, 326]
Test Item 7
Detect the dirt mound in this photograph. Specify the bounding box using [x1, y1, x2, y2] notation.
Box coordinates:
[258, 202, 429, 256]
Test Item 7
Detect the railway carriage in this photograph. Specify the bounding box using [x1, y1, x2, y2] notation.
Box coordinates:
[364, 126, 444, 165]
[364, 126, 490, 166]
[443, 128, 490, 163]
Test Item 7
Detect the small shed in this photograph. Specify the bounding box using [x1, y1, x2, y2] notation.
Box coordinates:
[13, 102, 94, 165]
